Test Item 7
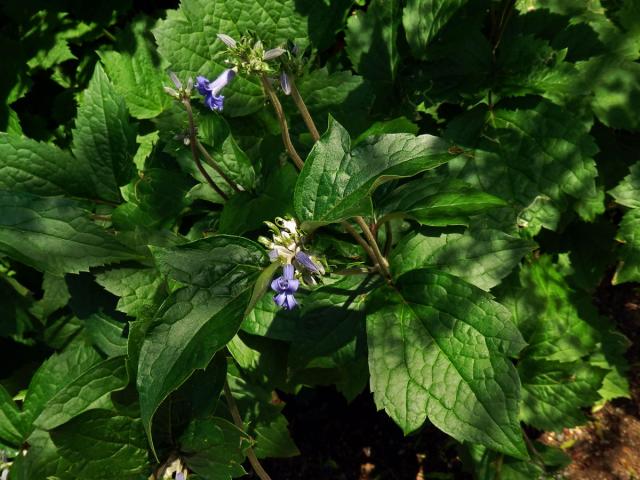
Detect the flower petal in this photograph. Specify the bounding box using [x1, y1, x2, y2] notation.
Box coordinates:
[283, 264, 295, 280]
[274, 292, 287, 307]
[263, 47, 286, 60]
[287, 278, 300, 292]
[284, 293, 297, 310]
[217, 33, 237, 48]
[295, 251, 320, 273]
[280, 72, 291, 95]
[195, 76, 210, 95]
[209, 69, 236, 96]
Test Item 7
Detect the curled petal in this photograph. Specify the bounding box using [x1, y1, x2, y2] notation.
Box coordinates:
[284, 293, 297, 310]
[287, 278, 300, 292]
[204, 93, 224, 111]
[195, 76, 210, 95]
[263, 47, 286, 60]
[209, 69, 236, 95]
[217, 33, 237, 48]
[274, 292, 287, 307]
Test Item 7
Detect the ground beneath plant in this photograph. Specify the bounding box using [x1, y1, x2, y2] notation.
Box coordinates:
[260, 276, 640, 480]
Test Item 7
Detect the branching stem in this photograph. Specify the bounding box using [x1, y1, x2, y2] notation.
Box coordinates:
[355, 217, 392, 280]
[289, 77, 320, 142]
[183, 100, 228, 200]
[223, 379, 273, 480]
[196, 140, 243, 193]
[260, 75, 304, 170]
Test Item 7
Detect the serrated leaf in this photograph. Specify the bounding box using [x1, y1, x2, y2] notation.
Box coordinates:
[22, 342, 103, 433]
[403, 0, 469, 58]
[71, 63, 137, 203]
[610, 161, 640, 209]
[95, 267, 166, 318]
[33, 356, 128, 430]
[519, 360, 605, 431]
[180, 417, 250, 479]
[591, 59, 640, 131]
[0, 384, 25, 446]
[0, 133, 91, 198]
[0, 191, 140, 275]
[377, 176, 507, 226]
[367, 269, 527, 458]
[29, 272, 70, 320]
[446, 100, 603, 232]
[153, 0, 309, 117]
[99, 21, 171, 119]
[390, 228, 535, 291]
[498, 255, 604, 362]
[138, 236, 265, 454]
[50, 409, 149, 480]
[346, 0, 401, 85]
[86, 313, 128, 357]
[294, 117, 455, 228]
[614, 208, 640, 284]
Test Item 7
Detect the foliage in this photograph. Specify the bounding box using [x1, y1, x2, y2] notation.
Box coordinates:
[0, 0, 638, 478]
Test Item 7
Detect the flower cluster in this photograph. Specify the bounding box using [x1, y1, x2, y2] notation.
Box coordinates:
[216, 33, 286, 76]
[259, 216, 325, 309]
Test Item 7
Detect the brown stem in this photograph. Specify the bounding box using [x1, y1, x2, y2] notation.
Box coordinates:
[341, 221, 378, 267]
[183, 100, 228, 200]
[196, 140, 243, 193]
[289, 77, 320, 142]
[260, 75, 304, 170]
[223, 380, 272, 480]
[355, 217, 392, 280]
[383, 221, 393, 257]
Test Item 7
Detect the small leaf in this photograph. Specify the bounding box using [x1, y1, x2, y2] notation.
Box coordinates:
[0, 384, 25, 446]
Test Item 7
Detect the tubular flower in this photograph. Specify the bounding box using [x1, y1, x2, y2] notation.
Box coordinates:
[271, 264, 299, 310]
[195, 69, 236, 111]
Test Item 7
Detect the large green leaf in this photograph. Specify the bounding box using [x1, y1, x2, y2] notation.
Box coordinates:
[99, 20, 171, 119]
[22, 342, 103, 434]
[138, 236, 265, 453]
[33, 356, 128, 430]
[377, 176, 507, 226]
[446, 100, 603, 233]
[613, 208, 640, 284]
[498, 255, 605, 362]
[0, 133, 91, 198]
[519, 360, 605, 431]
[390, 228, 535, 291]
[345, 0, 401, 86]
[403, 0, 469, 58]
[50, 409, 149, 480]
[0, 191, 140, 275]
[71, 63, 137, 203]
[610, 161, 640, 209]
[294, 117, 455, 228]
[367, 269, 527, 458]
[153, 0, 309, 117]
[180, 417, 250, 479]
[95, 267, 166, 318]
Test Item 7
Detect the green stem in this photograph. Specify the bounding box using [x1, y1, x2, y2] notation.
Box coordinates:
[260, 75, 304, 170]
[289, 77, 320, 142]
[223, 380, 272, 480]
[383, 221, 393, 257]
[183, 100, 228, 200]
[341, 221, 378, 267]
[196, 140, 243, 193]
[355, 217, 391, 280]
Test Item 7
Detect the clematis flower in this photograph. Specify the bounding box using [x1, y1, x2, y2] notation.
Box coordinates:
[271, 264, 299, 310]
[195, 69, 236, 111]
[294, 251, 323, 275]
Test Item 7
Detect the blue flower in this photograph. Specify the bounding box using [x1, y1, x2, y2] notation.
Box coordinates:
[196, 69, 236, 111]
[294, 251, 321, 274]
[271, 264, 299, 309]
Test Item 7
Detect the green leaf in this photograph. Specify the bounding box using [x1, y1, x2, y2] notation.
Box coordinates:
[610, 161, 640, 209]
[29, 272, 71, 320]
[95, 267, 166, 319]
[446, 100, 603, 232]
[498, 255, 603, 362]
[50, 409, 149, 480]
[33, 355, 128, 430]
[180, 417, 250, 479]
[390, 228, 536, 291]
[403, 0, 469, 58]
[71, 63, 137, 203]
[86, 313, 128, 357]
[377, 176, 507, 226]
[345, 0, 401, 85]
[151, 235, 267, 288]
[367, 269, 527, 458]
[0, 191, 140, 275]
[99, 21, 171, 119]
[614, 208, 640, 284]
[138, 236, 264, 453]
[294, 117, 455, 228]
[519, 360, 605, 431]
[22, 342, 102, 433]
[591, 59, 640, 131]
[153, 0, 309, 117]
[0, 384, 25, 446]
[241, 292, 297, 342]
[0, 133, 91, 198]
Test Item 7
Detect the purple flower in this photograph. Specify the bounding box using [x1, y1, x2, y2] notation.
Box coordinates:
[271, 264, 299, 309]
[280, 71, 291, 95]
[175, 473, 185, 480]
[294, 251, 321, 274]
[195, 69, 236, 111]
